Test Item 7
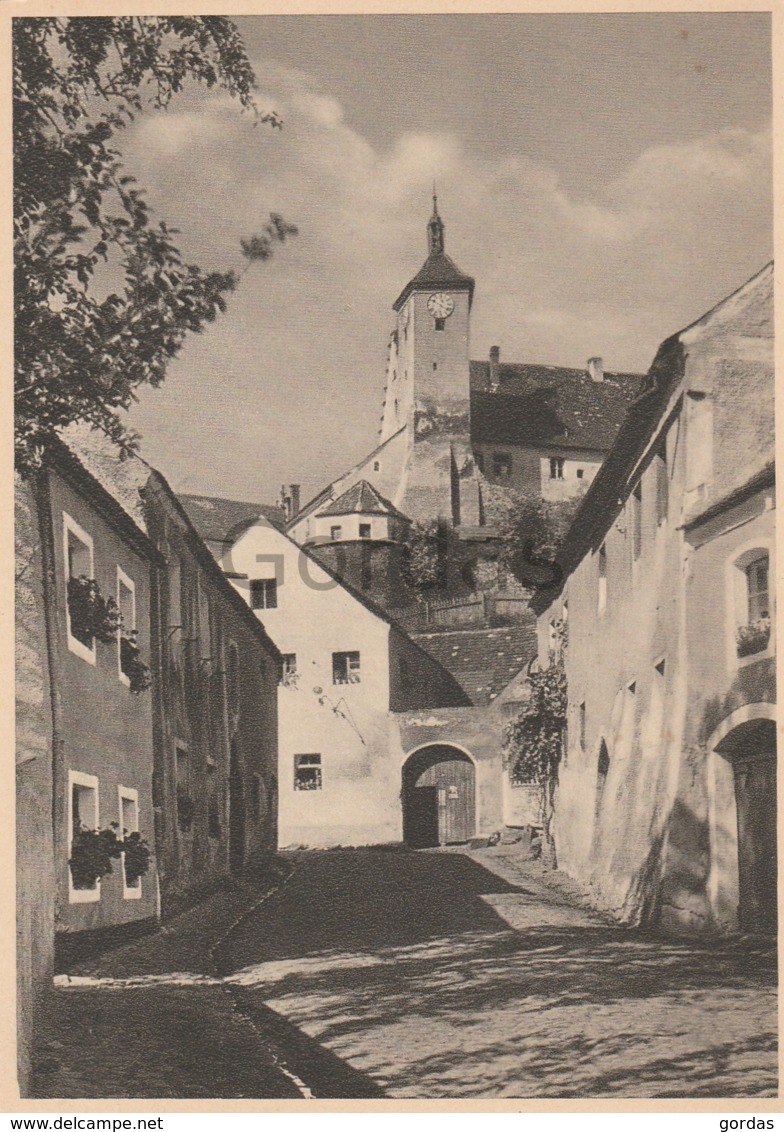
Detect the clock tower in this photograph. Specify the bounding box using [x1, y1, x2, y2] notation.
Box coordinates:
[378, 197, 479, 526]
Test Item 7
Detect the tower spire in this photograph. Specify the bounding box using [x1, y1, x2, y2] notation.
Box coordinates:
[427, 187, 444, 255]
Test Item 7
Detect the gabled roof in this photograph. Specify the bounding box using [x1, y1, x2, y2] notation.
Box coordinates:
[317, 480, 407, 520]
[531, 261, 774, 615]
[470, 362, 644, 452]
[393, 251, 476, 311]
[412, 623, 537, 706]
[179, 494, 284, 547]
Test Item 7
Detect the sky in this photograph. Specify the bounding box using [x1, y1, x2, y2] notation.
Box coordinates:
[121, 12, 773, 507]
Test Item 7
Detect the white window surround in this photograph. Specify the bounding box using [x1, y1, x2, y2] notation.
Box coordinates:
[68, 769, 100, 903]
[116, 567, 136, 687]
[63, 512, 96, 665]
[726, 539, 775, 673]
[118, 785, 142, 899]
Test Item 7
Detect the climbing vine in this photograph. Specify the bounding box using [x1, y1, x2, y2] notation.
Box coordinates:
[503, 620, 567, 865]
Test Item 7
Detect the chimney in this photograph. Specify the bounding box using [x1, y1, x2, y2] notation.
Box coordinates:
[587, 356, 604, 383]
[289, 484, 300, 518]
[489, 345, 500, 390]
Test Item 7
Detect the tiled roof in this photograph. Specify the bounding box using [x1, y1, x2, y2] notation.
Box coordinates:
[412, 622, 538, 706]
[393, 251, 475, 311]
[470, 362, 644, 452]
[317, 480, 406, 519]
[178, 494, 285, 547]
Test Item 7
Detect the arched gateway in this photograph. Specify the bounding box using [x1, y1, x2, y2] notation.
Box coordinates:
[714, 714, 777, 934]
[402, 744, 476, 848]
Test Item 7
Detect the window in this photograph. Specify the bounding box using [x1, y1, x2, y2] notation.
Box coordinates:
[654, 444, 668, 525]
[598, 544, 607, 614]
[63, 514, 96, 663]
[576, 468, 584, 480]
[294, 754, 322, 791]
[333, 650, 361, 684]
[492, 452, 512, 478]
[435, 318, 445, 331]
[359, 523, 372, 539]
[549, 457, 565, 480]
[631, 482, 642, 561]
[596, 742, 610, 811]
[432, 362, 438, 371]
[735, 552, 771, 659]
[579, 702, 586, 753]
[118, 787, 141, 899]
[373, 461, 381, 472]
[280, 653, 298, 686]
[474, 451, 484, 473]
[68, 771, 100, 902]
[251, 578, 278, 609]
[329, 525, 343, 542]
[117, 569, 136, 685]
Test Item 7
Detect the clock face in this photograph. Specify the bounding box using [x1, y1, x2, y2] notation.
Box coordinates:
[427, 292, 455, 320]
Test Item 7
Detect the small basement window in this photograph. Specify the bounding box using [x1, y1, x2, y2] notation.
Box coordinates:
[251, 578, 278, 609]
[294, 754, 322, 791]
[333, 650, 361, 684]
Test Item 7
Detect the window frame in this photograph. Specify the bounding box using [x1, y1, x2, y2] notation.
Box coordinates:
[116, 567, 136, 687]
[68, 770, 101, 903]
[492, 451, 512, 479]
[294, 753, 323, 792]
[117, 785, 142, 899]
[727, 543, 774, 671]
[333, 650, 361, 685]
[63, 513, 97, 665]
[597, 543, 608, 616]
[250, 577, 278, 610]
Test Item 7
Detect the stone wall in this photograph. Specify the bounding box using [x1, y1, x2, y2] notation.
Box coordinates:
[15, 475, 55, 1096]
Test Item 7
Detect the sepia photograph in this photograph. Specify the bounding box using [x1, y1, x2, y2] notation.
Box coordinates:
[12, 5, 776, 1105]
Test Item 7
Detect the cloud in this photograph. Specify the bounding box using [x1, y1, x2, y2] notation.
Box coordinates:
[122, 61, 772, 501]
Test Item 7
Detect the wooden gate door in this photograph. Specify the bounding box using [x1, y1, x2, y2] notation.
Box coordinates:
[734, 750, 777, 934]
[404, 748, 475, 847]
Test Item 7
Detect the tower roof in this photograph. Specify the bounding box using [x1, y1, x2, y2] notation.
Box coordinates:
[317, 479, 408, 519]
[393, 197, 475, 311]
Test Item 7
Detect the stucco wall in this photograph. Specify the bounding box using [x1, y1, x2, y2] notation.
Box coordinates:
[540, 265, 775, 933]
[15, 475, 55, 1095]
[48, 471, 159, 935]
[226, 522, 401, 847]
[143, 484, 279, 914]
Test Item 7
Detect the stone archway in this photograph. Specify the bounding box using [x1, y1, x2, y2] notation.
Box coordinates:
[402, 744, 476, 849]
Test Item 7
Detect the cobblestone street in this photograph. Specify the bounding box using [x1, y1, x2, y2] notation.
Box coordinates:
[41, 847, 777, 1099]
